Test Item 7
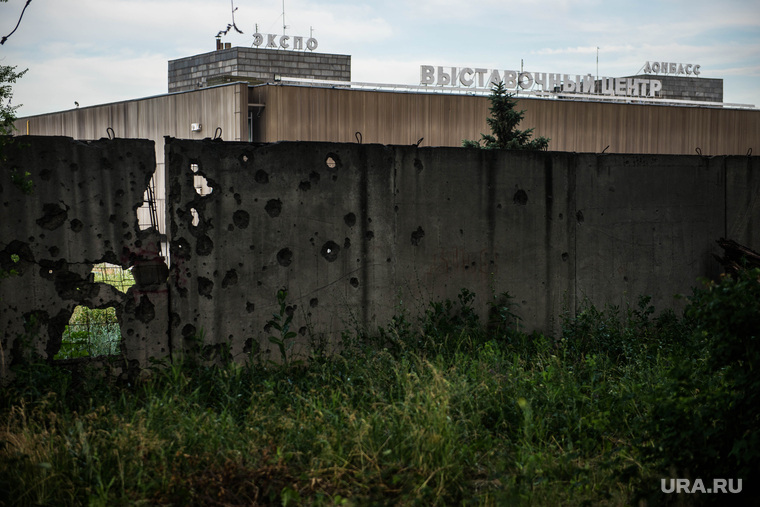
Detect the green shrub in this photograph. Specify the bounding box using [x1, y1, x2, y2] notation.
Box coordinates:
[638, 268, 760, 504]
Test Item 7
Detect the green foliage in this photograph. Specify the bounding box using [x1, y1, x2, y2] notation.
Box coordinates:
[463, 81, 550, 151]
[54, 306, 121, 360]
[266, 288, 298, 366]
[0, 64, 26, 135]
[636, 268, 760, 503]
[2, 282, 758, 505]
[9, 168, 33, 194]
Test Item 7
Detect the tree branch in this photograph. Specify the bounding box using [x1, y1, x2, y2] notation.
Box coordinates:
[1, 0, 32, 45]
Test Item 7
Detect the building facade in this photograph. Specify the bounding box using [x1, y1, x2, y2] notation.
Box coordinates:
[15, 45, 760, 239]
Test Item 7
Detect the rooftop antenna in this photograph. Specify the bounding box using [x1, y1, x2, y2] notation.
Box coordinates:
[282, 0, 289, 36]
[596, 47, 599, 82]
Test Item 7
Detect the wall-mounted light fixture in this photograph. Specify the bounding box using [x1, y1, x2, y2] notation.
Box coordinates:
[191, 123, 202, 132]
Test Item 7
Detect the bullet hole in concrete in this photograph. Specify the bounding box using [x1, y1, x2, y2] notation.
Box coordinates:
[262, 266, 267, 271]
[182, 324, 197, 339]
[196, 235, 214, 256]
[309, 171, 320, 184]
[36, 202, 68, 230]
[255, 169, 269, 184]
[190, 208, 200, 227]
[367, 217, 372, 224]
[344, 212, 356, 227]
[309, 237, 315, 246]
[332, 175, 338, 182]
[222, 269, 238, 288]
[562, 252, 569, 262]
[265, 199, 282, 218]
[325, 153, 340, 170]
[497, 203, 502, 209]
[123, 232, 133, 241]
[249, 244, 256, 251]
[108, 214, 117, 224]
[277, 247, 293, 267]
[321, 241, 340, 262]
[411, 226, 425, 246]
[310, 298, 318, 308]
[233, 209, 250, 229]
[69, 162, 79, 171]
[246, 301, 255, 313]
[414, 158, 424, 173]
[559, 213, 564, 220]
[69, 219, 84, 232]
[298, 326, 307, 336]
[48, 246, 59, 257]
[197, 277, 214, 299]
[116, 189, 125, 199]
[121, 221, 129, 229]
[298, 180, 311, 191]
[234, 193, 242, 205]
[285, 305, 295, 318]
[624, 276, 629, 282]
[365, 231, 374, 240]
[350, 277, 359, 288]
[576, 210, 585, 223]
[386, 257, 391, 262]
[344, 237, 351, 249]
[394, 205, 399, 212]
[171, 237, 192, 259]
[513, 189, 528, 206]
[133, 295, 156, 324]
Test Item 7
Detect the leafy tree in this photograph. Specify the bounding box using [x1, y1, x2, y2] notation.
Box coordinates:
[1, 64, 26, 135]
[463, 81, 550, 151]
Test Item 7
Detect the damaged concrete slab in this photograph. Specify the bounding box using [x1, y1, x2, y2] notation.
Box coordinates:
[1, 136, 169, 379]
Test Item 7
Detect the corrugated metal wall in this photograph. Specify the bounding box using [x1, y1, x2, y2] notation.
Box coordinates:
[250, 85, 759, 156]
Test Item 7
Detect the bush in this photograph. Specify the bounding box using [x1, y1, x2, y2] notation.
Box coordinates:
[638, 268, 760, 504]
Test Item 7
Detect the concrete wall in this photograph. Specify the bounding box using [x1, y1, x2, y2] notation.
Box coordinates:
[3, 137, 758, 376]
[166, 139, 760, 362]
[16, 82, 249, 236]
[169, 47, 351, 93]
[0, 137, 168, 378]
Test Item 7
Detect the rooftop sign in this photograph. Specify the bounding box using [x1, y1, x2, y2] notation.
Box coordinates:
[252, 32, 318, 51]
[420, 65, 662, 98]
[642, 61, 701, 76]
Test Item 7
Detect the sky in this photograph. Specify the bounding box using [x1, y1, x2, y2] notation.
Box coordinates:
[2, 0, 759, 117]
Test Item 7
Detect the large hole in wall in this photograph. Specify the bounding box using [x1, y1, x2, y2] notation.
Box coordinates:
[191, 163, 213, 196]
[53, 263, 134, 360]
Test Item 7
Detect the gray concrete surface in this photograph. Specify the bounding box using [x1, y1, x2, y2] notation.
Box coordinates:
[3, 136, 758, 378]
[1, 136, 168, 379]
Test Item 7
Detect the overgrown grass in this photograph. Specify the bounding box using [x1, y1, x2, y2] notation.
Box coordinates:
[1, 271, 758, 506]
